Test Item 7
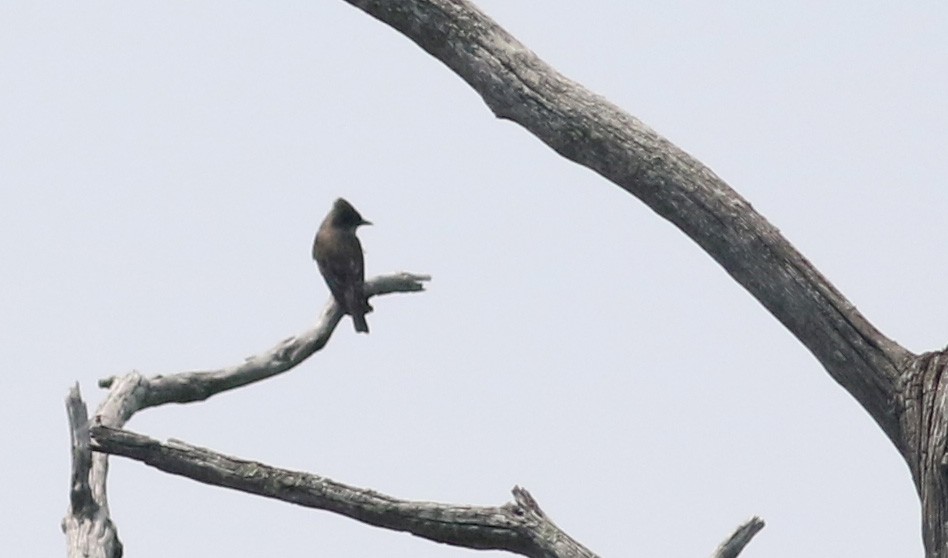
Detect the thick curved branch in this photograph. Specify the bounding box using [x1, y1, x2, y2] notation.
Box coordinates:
[91, 425, 596, 558]
[341, 0, 912, 447]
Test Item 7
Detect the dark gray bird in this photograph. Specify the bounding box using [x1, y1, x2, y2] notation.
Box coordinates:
[313, 198, 373, 333]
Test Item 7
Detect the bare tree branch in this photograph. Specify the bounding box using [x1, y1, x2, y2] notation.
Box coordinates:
[96, 272, 430, 417]
[339, 0, 913, 448]
[711, 516, 764, 558]
[62, 385, 123, 558]
[91, 425, 597, 558]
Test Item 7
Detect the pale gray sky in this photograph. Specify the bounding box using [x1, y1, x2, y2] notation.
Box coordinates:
[3, 2, 947, 556]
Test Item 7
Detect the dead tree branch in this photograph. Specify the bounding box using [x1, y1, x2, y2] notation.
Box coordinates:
[90, 425, 596, 558]
[62, 385, 123, 558]
[95, 272, 429, 417]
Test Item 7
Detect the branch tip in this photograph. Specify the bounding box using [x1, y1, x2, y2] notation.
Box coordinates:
[712, 516, 765, 558]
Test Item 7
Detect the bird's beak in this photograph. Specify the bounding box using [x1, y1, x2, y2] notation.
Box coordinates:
[361, 219, 373, 226]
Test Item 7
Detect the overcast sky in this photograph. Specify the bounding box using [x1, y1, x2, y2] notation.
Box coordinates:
[3, 2, 947, 556]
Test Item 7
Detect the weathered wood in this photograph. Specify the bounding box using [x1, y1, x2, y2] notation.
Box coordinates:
[62, 385, 123, 558]
[900, 350, 948, 556]
[91, 425, 596, 558]
[96, 272, 430, 412]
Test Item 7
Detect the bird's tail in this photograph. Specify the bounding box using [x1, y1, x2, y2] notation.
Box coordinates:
[346, 288, 372, 334]
[351, 311, 369, 334]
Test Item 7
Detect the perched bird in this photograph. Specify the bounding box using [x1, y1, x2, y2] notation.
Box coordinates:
[313, 198, 373, 333]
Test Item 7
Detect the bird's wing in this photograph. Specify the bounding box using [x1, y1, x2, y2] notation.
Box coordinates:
[315, 233, 365, 304]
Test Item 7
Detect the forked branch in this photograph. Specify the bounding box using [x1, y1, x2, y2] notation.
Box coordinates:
[62, 272, 428, 558]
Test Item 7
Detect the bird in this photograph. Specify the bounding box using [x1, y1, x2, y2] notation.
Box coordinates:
[312, 198, 373, 333]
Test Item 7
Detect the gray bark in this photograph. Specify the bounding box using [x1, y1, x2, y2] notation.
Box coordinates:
[62, 385, 123, 558]
[337, 0, 940, 555]
[91, 425, 596, 558]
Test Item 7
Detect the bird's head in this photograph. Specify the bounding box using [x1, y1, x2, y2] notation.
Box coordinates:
[330, 198, 372, 230]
